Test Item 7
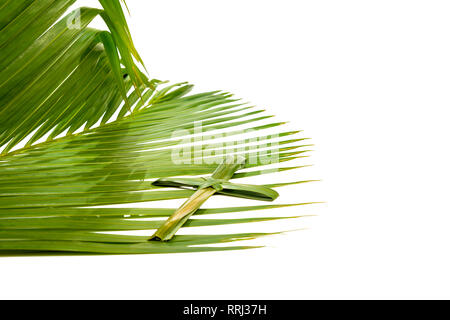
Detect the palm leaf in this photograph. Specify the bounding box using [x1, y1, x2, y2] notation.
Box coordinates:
[0, 0, 315, 255]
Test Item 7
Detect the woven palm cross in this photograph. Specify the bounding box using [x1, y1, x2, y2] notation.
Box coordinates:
[150, 156, 279, 241]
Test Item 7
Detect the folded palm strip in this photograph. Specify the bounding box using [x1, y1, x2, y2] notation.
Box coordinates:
[0, 0, 314, 254]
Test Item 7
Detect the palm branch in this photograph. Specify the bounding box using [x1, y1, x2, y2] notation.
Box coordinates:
[0, 0, 315, 255]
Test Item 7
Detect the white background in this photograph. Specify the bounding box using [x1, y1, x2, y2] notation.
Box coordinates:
[1, 0, 450, 299]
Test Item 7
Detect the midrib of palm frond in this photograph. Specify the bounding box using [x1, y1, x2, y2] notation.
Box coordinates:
[0, 0, 314, 255]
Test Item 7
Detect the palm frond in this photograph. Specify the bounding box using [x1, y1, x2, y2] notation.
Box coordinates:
[0, 0, 147, 154]
[0, 0, 315, 255]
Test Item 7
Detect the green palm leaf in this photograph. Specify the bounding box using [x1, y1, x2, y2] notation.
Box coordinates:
[0, 0, 315, 255]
